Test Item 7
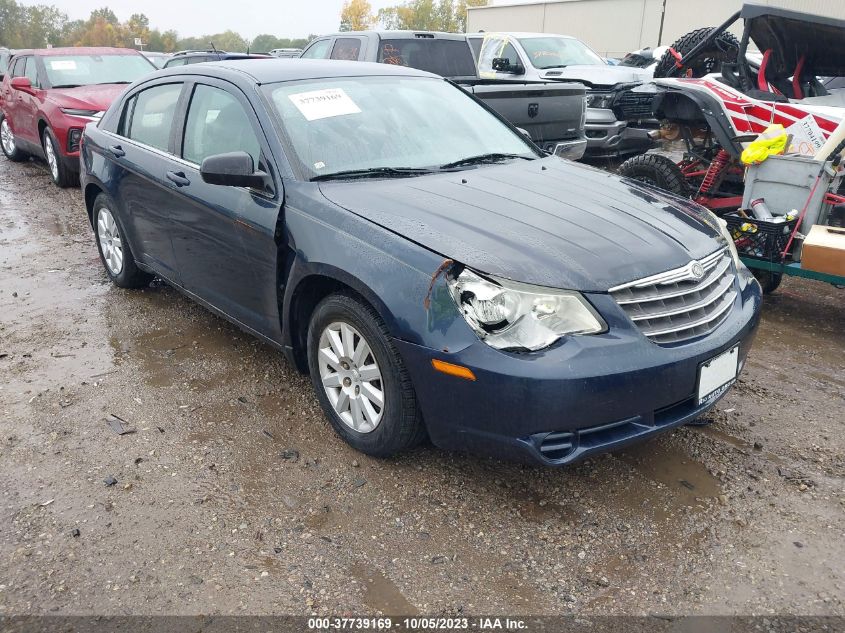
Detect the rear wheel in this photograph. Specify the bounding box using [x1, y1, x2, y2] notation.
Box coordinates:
[0, 114, 28, 162]
[753, 270, 783, 294]
[618, 153, 689, 196]
[93, 193, 153, 289]
[307, 292, 426, 457]
[42, 127, 78, 188]
[653, 27, 740, 79]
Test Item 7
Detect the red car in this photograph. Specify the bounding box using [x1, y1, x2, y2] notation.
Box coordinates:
[0, 47, 155, 187]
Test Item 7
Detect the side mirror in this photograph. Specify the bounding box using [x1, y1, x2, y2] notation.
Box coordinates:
[515, 127, 532, 141]
[492, 57, 524, 74]
[11, 76, 33, 92]
[200, 151, 266, 188]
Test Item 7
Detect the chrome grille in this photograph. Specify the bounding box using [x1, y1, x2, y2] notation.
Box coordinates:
[609, 248, 736, 344]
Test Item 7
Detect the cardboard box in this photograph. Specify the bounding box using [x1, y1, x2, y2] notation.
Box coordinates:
[801, 225, 845, 277]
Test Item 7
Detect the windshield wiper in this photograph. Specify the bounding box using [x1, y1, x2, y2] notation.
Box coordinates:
[540, 65, 570, 69]
[439, 153, 534, 170]
[51, 84, 81, 89]
[311, 167, 436, 182]
[94, 81, 132, 85]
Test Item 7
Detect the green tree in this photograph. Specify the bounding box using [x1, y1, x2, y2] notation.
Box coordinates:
[126, 13, 150, 47]
[377, 0, 486, 32]
[339, 0, 374, 32]
[251, 33, 281, 52]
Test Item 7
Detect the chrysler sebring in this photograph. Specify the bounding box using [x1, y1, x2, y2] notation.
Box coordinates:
[79, 60, 762, 465]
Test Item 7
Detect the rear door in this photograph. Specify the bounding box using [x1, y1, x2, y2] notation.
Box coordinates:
[167, 77, 281, 332]
[330, 37, 365, 61]
[106, 80, 186, 280]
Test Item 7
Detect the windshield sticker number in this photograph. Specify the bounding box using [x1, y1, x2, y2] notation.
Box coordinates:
[288, 88, 361, 121]
[49, 60, 77, 71]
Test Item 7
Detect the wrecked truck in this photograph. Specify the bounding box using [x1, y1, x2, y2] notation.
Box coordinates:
[81, 59, 761, 466]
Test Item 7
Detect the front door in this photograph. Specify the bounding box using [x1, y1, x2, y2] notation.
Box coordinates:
[167, 79, 282, 333]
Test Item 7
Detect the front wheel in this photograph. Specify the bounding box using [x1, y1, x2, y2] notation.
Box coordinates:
[93, 193, 153, 289]
[42, 127, 78, 188]
[0, 114, 28, 162]
[307, 293, 425, 457]
[618, 153, 689, 197]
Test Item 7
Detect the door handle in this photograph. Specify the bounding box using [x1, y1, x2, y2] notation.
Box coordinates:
[166, 171, 190, 187]
[108, 145, 125, 158]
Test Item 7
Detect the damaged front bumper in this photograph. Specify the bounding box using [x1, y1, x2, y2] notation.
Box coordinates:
[584, 107, 656, 157]
[393, 267, 761, 466]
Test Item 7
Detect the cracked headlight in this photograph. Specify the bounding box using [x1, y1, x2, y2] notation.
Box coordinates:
[586, 93, 614, 109]
[447, 268, 606, 351]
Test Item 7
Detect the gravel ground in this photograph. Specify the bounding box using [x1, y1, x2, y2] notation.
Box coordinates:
[0, 154, 843, 617]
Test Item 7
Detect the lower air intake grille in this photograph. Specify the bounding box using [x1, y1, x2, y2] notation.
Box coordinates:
[609, 248, 736, 344]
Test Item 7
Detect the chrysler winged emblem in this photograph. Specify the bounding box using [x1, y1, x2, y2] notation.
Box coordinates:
[690, 262, 705, 279]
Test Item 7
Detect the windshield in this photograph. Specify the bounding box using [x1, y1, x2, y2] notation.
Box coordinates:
[519, 37, 605, 69]
[42, 54, 155, 88]
[377, 39, 477, 78]
[265, 76, 537, 180]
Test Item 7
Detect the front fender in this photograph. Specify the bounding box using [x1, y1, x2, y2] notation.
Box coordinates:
[280, 183, 478, 355]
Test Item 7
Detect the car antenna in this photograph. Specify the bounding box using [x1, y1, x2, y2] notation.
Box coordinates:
[210, 41, 218, 53]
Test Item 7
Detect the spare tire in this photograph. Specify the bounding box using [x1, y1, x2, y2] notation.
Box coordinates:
[653, 27, 740, 79]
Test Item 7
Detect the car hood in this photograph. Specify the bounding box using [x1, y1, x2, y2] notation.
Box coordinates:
[318, 158, 724, 292]
[540, 64, 650, 87]
[47, 84, 128, 111]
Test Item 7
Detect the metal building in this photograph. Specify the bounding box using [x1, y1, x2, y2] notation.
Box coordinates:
[466, 0, 845, 58]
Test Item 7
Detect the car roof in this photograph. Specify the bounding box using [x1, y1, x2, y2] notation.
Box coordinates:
[319, 30, 468, 42]
[157, 58, 437, 84]
[10, 47, 142, 56]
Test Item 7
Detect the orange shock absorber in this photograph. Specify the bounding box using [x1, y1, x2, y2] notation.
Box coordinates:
[697, 149, 731, 199]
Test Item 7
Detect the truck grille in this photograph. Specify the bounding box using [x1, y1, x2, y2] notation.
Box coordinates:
[616, 89, 656, 120]
[609, 248, 736, 345]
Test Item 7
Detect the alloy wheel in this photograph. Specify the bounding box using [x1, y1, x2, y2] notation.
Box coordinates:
[97, 207, 124, 276]
[44, 134, 59, 180]
[1, 119, 14, 155]
[317, 321, 385, 433]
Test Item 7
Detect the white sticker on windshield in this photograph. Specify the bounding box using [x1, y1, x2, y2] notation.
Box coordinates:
[49, 60, 77, 71]
[288, 88, 361, 121]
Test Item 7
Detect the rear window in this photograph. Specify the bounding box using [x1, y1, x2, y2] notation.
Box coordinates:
[378, 39, 477, 78]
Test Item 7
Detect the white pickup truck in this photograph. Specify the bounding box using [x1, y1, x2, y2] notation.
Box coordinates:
[467, 32, 657, 158]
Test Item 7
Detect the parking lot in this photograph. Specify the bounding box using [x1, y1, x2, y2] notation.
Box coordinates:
[1, 154, 843, 615]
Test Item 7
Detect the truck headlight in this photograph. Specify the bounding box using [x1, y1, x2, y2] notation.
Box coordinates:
[447, 268, 606, 351]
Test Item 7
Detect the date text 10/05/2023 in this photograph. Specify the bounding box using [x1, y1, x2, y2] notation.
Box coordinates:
[307, 617, 528, 630]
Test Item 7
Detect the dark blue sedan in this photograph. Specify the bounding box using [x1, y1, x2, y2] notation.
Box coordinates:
[79, 59, 762, 465]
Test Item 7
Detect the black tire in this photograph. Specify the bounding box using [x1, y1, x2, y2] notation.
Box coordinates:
[92, 193, 153, 289]
[753, 270, 783, 294]
[653, 27, 740, 79]
[0, 113, 28, 162]
[618, 153, 689, 196]
[42, 127, 78, 188]
[307, 292, 426, 458]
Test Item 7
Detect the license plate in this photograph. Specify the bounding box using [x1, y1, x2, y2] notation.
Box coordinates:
[697, 346, 739, 406]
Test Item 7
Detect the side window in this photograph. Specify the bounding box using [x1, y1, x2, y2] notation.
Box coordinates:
[11, 57, 27, 78]
[500, 43, 520, 67]
[186, 56, 208, 64]
[165, 57, 188, 68]
[330, 38, 361, 61]
[124, 83, 183, 152]
[301, 39, 331, 59]
[182, 84, 261, 166]
[468, 37, 483, 61]
[24, 56, 39, 87]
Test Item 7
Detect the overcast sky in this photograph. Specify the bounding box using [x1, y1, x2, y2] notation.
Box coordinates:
[17, 0, 401, 39]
